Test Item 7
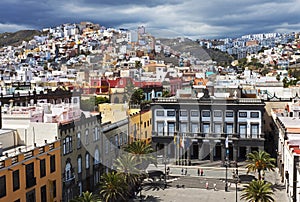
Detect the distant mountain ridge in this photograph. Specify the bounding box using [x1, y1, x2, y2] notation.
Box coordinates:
[0, 30, 41, 48]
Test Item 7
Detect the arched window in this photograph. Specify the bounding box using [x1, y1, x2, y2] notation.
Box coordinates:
[77, 156, 82, 173]
[78, 181, 82, 196]
[85, 129, 89, 145]
[77, 132, 81, 149]
[65, 162, 72, 180]
[85, 153, 90, 169]
[94, 149, 100, 165]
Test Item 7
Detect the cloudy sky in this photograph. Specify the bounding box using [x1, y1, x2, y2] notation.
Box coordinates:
[1, 0, 300, 39]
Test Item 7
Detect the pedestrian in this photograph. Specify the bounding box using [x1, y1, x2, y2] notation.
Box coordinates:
[181, 168, 184, 175]
[214, 183, 217, 191]
[205, 182, 209, 190]
[185, 168, 187, 175]
[197, 168, 200, 176]
[201, 169, 204, 176]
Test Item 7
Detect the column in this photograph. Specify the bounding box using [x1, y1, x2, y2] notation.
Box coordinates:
[221, 143, 225, 165]
[209, 142, 214, 162]
[246, 146, 251, 155]
[187, 145, 191, 165]
[198, 141, 204, 160]
[174, 143, 177, 164]
[233, 144, 238, 164]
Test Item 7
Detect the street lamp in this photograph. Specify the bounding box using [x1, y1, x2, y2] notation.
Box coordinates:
[225, 135, 229, 192]
[164, 143, 167, 188]
[225, 158, 228, 192]
[233, 166, 239, 202]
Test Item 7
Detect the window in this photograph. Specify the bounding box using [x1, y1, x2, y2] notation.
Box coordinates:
[93, 128, 96, 141]
[157, 122, 164, 135]
[26, 163, 36, 188]
[115, 135, 119, 147]
[156, 110, 164, 116]
[94, 149, 100, 165]
[77, 156, 82, 174]
[41, 185, 47, 202]
[180, 110, 187, 117]
[191, 110, 199, 117]
[225, 111, 234, 117]
[225, 123, 234, 134]
[26, 189, 36, 202]
[167, 110, 175, 116]
[202, 110, 210, 117]
[213, 111, 222, 117]
[144, 122, 146, 128]
[203, 123, 210, 133]
[40, 159, 46, 178]
[96, 127, 100, 140]
[119, 134, 123, 145]
[251, 124, 259, 138]
[65, 162, 72, 181]
[250, 112, 259, 118]
[86, 153, 90, 169]
[50, 155, 56, 173]
[239, 124, 247, 138]
[0, 176, 6, 198]
[214, 123, 222, 134]
[180, 123, 187, 133]
[191, 123, 199, 133]
[110, 137, 114, 151]
[77, 132, 81, 149]
[239, 112, 247, 118]
[168, 123, 175, 136]
[78, 182, 82, 196]
[85, 129, 89, 145]
[63, 136, 72, 154]
[13, 170, 20, 191]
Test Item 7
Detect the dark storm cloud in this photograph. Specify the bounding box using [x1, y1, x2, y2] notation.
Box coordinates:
[0, 0, 300, 39]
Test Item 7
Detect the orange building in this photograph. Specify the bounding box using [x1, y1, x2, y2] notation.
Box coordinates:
[0, 140, 62, 202]
[128, 109, 152, 144]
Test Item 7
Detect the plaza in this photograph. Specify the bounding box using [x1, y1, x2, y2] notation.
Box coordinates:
[140, 162, 289, 202]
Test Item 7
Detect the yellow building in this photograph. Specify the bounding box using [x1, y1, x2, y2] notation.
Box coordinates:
[0, 139, 62, 202]
[128, 109, 152, 144]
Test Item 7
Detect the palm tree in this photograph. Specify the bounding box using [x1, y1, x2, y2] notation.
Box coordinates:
[70, 191, 100, 202]
[99, 172, 127, 202]
[124, 140, 157, 169]
[114, 154, 140, 187]
[245, 150, 276, 180]
[240, 180, 274, 202]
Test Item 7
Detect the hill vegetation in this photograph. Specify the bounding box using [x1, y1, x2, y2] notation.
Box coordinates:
[0, 30, 41, 47]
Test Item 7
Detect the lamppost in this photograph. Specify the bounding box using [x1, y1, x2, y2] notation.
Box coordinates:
[164, 143, 167, 188]
[233, 166, 239, 202]
[225, 135, 229, 192]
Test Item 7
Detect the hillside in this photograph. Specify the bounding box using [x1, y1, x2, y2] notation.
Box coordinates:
[158, 38, 234, 65]
[0, 30, 41, 47]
